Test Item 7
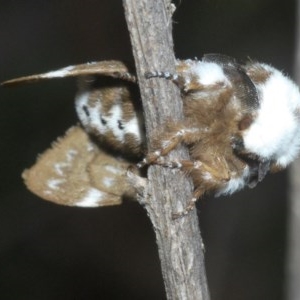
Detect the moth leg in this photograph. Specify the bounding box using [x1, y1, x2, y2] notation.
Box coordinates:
[152, 157, 231, 219]
[145, 70, 204, 93]
[154, 157, 230, 181]
[137, 126, 206, 168]
[142, 156, 204, 218]
[146, 59, 234, 94]
[172, 187, 205, 219]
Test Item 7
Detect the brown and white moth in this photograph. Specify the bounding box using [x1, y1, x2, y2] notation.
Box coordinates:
[3, 55, 300, 217]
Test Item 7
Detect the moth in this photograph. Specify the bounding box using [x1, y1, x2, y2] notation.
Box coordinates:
[3, 55, 300, 217]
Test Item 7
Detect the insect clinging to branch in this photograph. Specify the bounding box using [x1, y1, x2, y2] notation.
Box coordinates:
[3, 54, 300, 218]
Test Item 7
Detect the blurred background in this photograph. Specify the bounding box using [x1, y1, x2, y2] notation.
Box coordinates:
[0, 0, 296, 299]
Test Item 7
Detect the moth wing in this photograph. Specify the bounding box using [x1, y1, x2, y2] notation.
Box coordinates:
[2, 61, 136, 86]
[22, 126, 135, 207]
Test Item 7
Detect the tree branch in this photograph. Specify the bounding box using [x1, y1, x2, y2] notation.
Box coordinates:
[123, 1, 210, 299]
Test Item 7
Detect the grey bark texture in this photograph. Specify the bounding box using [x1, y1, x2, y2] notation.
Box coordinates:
[123, 1, 210, 299]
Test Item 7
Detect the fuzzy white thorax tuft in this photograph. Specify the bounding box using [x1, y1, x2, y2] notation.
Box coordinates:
[191, 61, 229, 86]
[243, 64, 300, 167]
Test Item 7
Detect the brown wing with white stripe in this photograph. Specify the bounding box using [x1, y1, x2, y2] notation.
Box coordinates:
[1, 61, 136, 86]
[22, 126, 136, 207]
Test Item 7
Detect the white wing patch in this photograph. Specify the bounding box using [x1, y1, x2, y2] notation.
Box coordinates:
[47, 178, 65, 191]
[107, 105, 124, 142]
[124, 116, 143, 141]
[75, 90, 143, 143]
[44, 66, 75, 78]
[75, 188, 105, 207]
[22, 126, 137, 207]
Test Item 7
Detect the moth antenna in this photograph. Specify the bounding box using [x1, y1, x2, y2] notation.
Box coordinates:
[145, 70, 179, 81]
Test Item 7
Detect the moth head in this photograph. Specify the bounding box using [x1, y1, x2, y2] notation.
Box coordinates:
[238, 62, 300, 170]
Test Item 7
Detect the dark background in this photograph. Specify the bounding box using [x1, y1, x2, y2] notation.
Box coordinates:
[0, 0, 295, 299]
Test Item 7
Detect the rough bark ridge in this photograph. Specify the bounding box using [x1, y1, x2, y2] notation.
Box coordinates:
[123, 1, 210, 299]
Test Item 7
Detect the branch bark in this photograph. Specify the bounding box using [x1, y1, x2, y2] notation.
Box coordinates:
[123, 1, 210, 299]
